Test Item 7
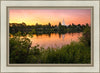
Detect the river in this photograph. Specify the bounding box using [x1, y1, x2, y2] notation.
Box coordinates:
[28, 33, 82, 49]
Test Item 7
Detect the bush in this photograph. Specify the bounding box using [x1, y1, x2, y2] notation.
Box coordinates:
[9, 26, 91, 64]
[9, 36, 31, 63]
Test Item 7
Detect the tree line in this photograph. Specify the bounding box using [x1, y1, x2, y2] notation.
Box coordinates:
[10, 22, 90, 36]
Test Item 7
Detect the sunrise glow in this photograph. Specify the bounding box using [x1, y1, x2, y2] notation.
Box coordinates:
[9, 9, 91, 25]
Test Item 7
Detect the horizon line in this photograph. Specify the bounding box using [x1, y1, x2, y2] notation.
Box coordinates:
[9, 22, 91, 26]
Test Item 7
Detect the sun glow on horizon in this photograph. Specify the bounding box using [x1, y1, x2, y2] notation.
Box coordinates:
[9, 9, 91, 25]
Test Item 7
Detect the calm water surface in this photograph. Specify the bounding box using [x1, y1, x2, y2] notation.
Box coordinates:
[28, 33, 82, 49]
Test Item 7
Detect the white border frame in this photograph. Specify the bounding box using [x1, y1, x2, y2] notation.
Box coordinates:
[6, 6, 94, 67]
[1, 0, 100, 73]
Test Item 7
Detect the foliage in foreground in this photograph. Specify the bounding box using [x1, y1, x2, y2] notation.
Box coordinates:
[9, 26, 91, 64]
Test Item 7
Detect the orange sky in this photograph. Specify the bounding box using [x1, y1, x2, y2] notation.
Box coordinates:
[9, 9, 91, 26]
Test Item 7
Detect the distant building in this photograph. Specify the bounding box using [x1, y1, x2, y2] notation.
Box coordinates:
[61, 19, 67, 26]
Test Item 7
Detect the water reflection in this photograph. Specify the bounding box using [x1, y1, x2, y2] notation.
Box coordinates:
[62, 34, 65, 41]
[28, 33, 82, 49]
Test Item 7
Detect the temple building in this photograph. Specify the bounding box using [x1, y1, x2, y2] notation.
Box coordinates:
[61, 19, 67, 26]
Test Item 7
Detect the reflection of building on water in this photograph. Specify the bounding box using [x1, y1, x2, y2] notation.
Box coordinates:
[62, 34, 65, 40]
[61, 33, 74, 41]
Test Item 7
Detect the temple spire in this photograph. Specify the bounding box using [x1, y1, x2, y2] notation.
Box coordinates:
[62, 19, 66, 26]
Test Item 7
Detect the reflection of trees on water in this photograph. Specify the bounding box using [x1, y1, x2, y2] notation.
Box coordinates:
[59, 33, 74, 41]
[61, 33, 74, 41]
[35, 33, 66, 40]
[34, 33, 80, 43]
[48, 33, 51, 37]
[59, 34, 61, 38]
